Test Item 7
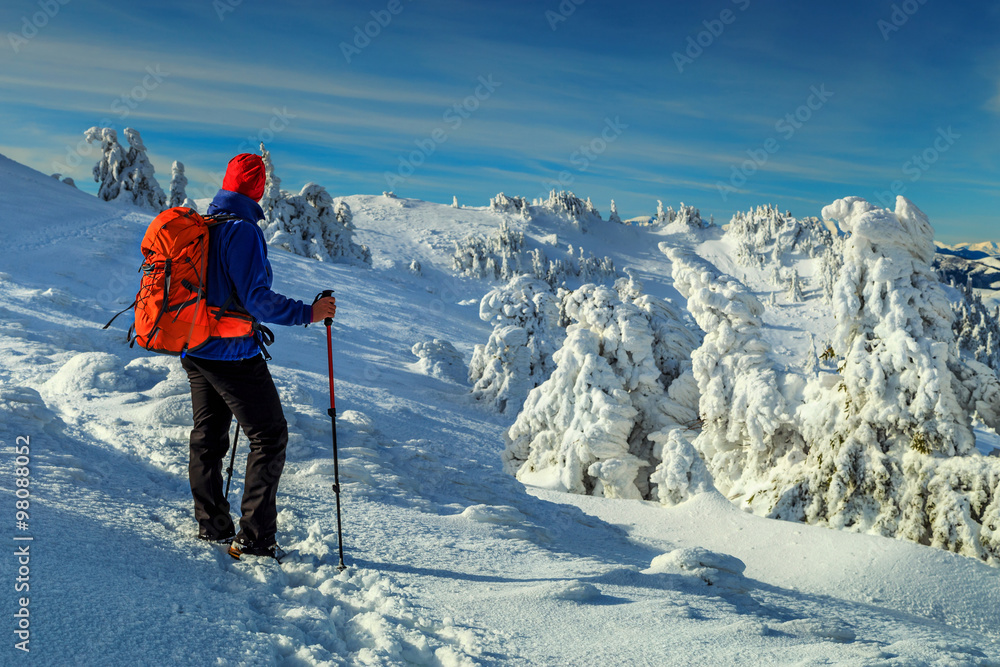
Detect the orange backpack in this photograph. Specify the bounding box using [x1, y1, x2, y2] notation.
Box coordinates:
[105, 207, 272, 357]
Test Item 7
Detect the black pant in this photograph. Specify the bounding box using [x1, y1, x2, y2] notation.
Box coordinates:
[181, 355, 287, 546]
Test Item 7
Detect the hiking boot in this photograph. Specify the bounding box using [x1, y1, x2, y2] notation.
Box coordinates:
[198, 530, 235, 545]
[228, 538, 286, 562]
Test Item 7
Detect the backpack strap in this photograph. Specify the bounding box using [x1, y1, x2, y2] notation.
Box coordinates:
[254, 324, 274, 361]
[103, 299, 137, 330]
[203, 213, 241, 226]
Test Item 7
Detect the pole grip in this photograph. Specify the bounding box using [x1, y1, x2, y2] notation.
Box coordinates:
[314, 289, 335, 326]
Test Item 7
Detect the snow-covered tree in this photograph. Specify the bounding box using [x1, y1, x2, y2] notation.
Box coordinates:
[818, 237, 844, 304]
[732, 196, 1000, 563]
[258, 144, 371, 265]
[469, 276, 565, 413]
[121, 128, 165, 211]
[503, 281, 700, 500]
[85, 126, 166, 210]
[452, 196, 459, 208]
[673, 203, 707, 229]
[85, 127, 126, 202]
[541, 190, 602, 231]
[454, 221, 618, 288]
[785, 268, 804, 302]
[168, 161, 195, 209]
[656, 200, 673, 225]
[489, 192, 531, 220]
[725, 205, 836, 270]
[663, 245, 801, 500]
[608, 199, 622, 224]
[951, 277, 1000, 372]
[453, 220, 526, 281]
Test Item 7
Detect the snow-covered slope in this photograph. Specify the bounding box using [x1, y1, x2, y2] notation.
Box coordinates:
[1, 153, 999, 665]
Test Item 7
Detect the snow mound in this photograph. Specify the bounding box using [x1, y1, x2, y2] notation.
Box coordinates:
[411, 339, 466, 383]
[0, 384, 57, 429]
[460, 504, 525, 525]
[43, 352, 134, 395]
[525, 580, 602, 602]
[645, 547, 747, 589]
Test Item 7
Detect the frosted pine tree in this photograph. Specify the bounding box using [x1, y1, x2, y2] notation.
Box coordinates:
[785, 269, 804, 302]
[121, 128, 166, 211]
[168, 161, 195, 209]
[503, 282, 700, 500]
[608, 199, 622, 224]
[258, 144, 370, 265]
[656, 200, 670, 224]
[85, 127, 166, 210]
[301, 184, 371, 265]
[469, 276, 565, 413]
[750, 196, 1000, 563]
[951, 277, 1000, 371]
[84, 127, 128, 204]
[662, 245, 801, 501]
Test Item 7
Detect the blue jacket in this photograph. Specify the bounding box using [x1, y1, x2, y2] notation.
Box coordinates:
[186, 189, 311, 360]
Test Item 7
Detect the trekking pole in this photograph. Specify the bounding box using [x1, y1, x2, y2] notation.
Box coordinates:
[224, 423, 240, 500]
[315, 290, 347, 571]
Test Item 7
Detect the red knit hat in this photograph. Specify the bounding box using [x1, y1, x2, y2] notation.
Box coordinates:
[222, 153, 266, 202]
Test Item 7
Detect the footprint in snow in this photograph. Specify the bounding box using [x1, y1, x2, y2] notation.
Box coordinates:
[769, 619, 857, 643]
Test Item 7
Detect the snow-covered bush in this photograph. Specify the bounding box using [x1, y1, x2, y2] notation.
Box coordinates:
[85, 126, 166, 211]
[502, 280, 700, 500]
[469, 276, 565, 413]
[411, 339, 466, 383]
[258, 144, 371, 265]
[168, 161, 195, 209]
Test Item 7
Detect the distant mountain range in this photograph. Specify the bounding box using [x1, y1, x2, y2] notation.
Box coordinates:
[936, 241, 1000, 260]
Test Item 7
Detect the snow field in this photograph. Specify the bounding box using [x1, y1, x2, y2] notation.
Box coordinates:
[2, 151, 1000, 664]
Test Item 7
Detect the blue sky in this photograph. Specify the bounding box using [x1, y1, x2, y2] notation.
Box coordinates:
[1, 0, 998, 242]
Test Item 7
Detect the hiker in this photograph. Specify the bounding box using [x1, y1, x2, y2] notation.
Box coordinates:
[181, 153, 337, 559]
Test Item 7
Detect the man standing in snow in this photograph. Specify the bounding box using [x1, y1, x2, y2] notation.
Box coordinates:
[182, 153, 337, 560]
